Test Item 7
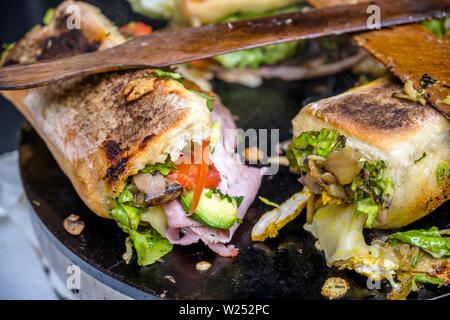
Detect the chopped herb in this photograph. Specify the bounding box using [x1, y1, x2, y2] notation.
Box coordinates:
[189, 90, 215, 111]
[412, 274, 444, 287]
[1, 42, 16, 59]
[237, 218, 243, 224]
[315, 110, 322, 119]
[235, 196, 244, 208]
[411, 251, 422, 268]
[151, 69, 184, 82]
[414, 152, 427, 164]
[437, 160, 449, 186]
[43, 8, 55, 26]
[118, 64, 124, 69]
[208, 188, 244, 207]
[205, 189, 215, 198]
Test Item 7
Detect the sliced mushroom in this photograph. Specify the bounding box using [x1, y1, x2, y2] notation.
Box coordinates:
[324, 183, 348, 199]
[63, 214, 85, 236]
[145, 184, 183, 206]
[321, 172, 337, 184]
[325, 149, 362, 185]
[303, 173, 323, 194]
[306, 193, 316, 225]
[308, 159, 323, 181]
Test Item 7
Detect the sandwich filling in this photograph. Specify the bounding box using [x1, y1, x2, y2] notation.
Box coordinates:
[108, 79, 262, 266]
[281, 128, 449, 299]
[287, 128, 393, 228]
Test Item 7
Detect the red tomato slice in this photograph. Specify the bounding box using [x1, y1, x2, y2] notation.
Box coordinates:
[120, 22, 152, 37]
[168, 141, 221, 213]
[190, 144, 209, 214]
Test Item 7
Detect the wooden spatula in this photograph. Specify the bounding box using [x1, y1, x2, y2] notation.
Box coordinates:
[0, 0, 447, 90]
[307, 0, 450, 118]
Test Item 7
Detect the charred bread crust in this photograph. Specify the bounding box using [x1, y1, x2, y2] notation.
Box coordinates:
[0, 1, 212, 218]
[293, 77, 450, 228]
[1, 0, 124, 67]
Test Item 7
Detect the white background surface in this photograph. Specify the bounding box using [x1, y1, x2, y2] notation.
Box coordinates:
[0, 151, 74, 300]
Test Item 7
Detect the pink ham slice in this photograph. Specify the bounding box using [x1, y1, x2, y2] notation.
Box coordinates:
[162, 99, 262, 257]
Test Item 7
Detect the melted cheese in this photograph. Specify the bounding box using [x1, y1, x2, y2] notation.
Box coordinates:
[304, 205, 399, 286]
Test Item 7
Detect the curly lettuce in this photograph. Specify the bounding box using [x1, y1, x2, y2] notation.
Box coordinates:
[214, 42, 300, 69]
[109, 187, 173, 266]
[351, 160, 392, 228]
[286, 128, 346, 172]
[214, 6, 304, 69]
[287, 129, 391, 228]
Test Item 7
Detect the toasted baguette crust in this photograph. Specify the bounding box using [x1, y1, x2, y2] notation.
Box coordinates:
[293, 77, 450, 228]
[1, 1, 211, 218]
[1, 1, 123, 67]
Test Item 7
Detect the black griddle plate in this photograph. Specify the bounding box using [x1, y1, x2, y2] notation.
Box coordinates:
[20, 74, 449, 300]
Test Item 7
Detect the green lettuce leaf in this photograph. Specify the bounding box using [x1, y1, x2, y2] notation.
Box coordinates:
[286, 129, 346, 172]
[214, 41, 300, 69]
[388, 227, 450, 258]
[110, 199, 141, 230]
[354, 198, 378, 228]
[118, 186, 134, 204]
[118, 223, 173, 266]
[437, 160, 449, 186]
[149, 69, 184, 82]
[189, 90, 215, 111]
[110, 194, 173, 266]
[214, 6, 304, 69]
[351, 160, 392, 228]
[422, 18, 450, 38]
[141, 157, 177, 175]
